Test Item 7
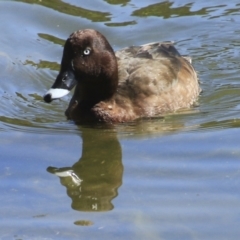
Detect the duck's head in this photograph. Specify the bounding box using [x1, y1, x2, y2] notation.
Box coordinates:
[43, 29, 118, 104]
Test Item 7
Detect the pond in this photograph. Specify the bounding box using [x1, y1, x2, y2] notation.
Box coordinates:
[0, 0, 240, 239]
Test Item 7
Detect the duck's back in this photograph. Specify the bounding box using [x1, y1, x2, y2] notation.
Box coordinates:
[116, 42, 183, 94]
[93, 42, 200, 122]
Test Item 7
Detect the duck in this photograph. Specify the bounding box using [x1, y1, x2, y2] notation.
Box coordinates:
[43, 29, 200, 123]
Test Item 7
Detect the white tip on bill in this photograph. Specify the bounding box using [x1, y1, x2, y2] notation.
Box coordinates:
[44, 88, 70, 100]
[53, 170, 82, 186]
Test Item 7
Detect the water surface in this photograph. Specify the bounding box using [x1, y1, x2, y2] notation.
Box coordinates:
[0, 0, 240, 239]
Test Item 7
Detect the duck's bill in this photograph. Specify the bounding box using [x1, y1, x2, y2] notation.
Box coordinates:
[44, 88, 70, 102]
[47, 166, 82, 186]
[43, 67, 77, 103]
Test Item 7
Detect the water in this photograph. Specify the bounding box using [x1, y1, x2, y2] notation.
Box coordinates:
[0, 0, 240, 239]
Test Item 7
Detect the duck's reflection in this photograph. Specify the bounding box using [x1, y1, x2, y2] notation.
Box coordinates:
[46, 113, 194, 212]
[47, 127, 123, 212]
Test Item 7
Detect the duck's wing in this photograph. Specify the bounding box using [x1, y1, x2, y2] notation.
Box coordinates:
[115, 41, 185, 87]
[113, 41, 199, 115]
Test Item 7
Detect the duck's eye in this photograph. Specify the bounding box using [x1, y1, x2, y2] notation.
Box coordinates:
[83, 48, 91, 56]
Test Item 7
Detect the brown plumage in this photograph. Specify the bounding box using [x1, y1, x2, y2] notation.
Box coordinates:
[44, 29, 200, 123]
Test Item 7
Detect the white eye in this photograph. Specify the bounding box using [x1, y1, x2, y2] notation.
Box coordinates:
[83, 48, 91, 56]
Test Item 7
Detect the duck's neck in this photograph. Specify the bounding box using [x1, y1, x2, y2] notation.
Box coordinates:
[74, 72, 118, 109]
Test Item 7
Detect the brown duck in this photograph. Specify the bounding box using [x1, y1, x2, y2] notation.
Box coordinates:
[44, 29, 200, 123]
